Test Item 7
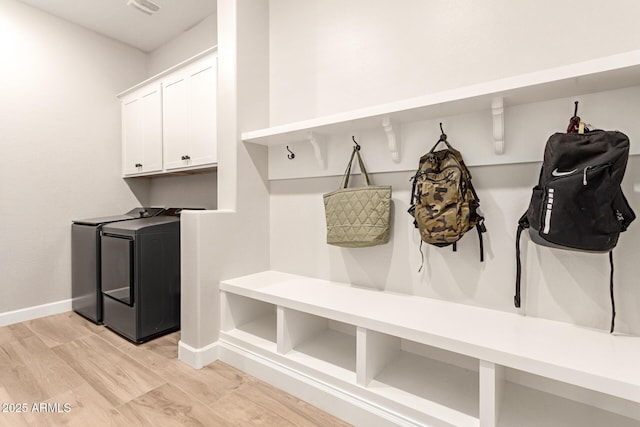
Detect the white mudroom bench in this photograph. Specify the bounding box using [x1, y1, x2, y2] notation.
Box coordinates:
[218, 271, 640, 427]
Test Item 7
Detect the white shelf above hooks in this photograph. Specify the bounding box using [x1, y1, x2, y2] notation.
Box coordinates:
[244, 49, 640, 180]
[242, 49, 640, 147]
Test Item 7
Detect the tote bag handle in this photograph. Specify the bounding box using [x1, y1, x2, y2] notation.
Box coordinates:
[340, 147, 371, 189]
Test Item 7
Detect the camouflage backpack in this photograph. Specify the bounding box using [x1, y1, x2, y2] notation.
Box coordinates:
[408, 132, 486, 265]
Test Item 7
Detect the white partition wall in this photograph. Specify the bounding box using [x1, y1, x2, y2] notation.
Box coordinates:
[178, 0, 270, 368]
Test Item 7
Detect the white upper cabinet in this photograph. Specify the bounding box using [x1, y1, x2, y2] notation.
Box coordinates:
[163, 56, 217, 171]
[121, 84, 163, 176]
[118, 48, 217, 177]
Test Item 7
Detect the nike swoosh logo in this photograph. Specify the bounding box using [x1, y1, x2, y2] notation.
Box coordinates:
[551, 168, 577, 177]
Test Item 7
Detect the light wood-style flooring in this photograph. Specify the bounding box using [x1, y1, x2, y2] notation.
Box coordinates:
[0, 312, 351, 426]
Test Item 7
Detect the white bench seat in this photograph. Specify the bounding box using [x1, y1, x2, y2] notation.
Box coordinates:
[219, 270, 640, 426]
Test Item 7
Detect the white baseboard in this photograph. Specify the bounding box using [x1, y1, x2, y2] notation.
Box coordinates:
[179, 339, 431, 426]
[216, 341, 421, 427]
[0, 299, 72, 327]
[178, 339, 220, 369]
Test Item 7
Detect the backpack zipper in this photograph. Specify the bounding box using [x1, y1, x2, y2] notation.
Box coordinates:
[583, 166, 591, 185]
[417, 164, 462, 179]
[582, 163, 611, 186]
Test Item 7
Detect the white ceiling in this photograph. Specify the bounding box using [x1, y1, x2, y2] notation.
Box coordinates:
[17, 0, 216, 52]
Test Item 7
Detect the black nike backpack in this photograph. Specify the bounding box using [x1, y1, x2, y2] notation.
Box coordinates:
[515, 126, 635, 332]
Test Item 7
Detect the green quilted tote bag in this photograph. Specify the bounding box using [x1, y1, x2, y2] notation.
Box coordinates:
[323, 147, 392, 248]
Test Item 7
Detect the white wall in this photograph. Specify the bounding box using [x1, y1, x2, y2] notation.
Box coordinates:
[0, 0, 148, 314]
[268, 0, 640, 334]
[269, 0, 640, 125]
[147, 172, 217, 210]
[147, 13, 217, 76]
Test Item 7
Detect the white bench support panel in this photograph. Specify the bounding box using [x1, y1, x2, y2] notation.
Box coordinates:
[219, 291, 233, 332]
[479, 361, 504, 427]
[357, 327, 401, 387]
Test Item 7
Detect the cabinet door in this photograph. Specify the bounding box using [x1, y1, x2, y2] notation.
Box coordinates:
[162, 74, 189, 170]
[121, 84, 163, 176]
[163, 56, 217, 171]
[122, 96, 143, 176]
[187, 58, 217, 167]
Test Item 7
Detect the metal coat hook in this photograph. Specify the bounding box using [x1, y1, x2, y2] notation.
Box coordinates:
[439, 122, 447, 141]
[573, 100, 579, 118]
[286, 145, 295, 160]
[352, 135, 361, 151]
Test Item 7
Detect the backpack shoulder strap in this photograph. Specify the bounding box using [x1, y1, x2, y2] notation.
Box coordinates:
[514, 223, 524, 308]
[446, 142, 486, 260]
[476, 222, 485, 262]
[609, 250, 616, 333]
[443, 144, 480, 202]
[514, 213, 530, 308]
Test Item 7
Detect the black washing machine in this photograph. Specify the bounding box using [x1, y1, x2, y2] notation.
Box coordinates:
[100, 211, 183, 343]
[71, 207, 165, 323]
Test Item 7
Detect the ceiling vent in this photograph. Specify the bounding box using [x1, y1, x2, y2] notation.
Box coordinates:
[127, 0, 161, 15]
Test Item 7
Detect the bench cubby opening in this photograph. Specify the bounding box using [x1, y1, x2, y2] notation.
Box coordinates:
[360, 328, 480, 427]
[220, 291, 277, 351]
[496, 367, 640, 427]
[278, 307, 357, 383]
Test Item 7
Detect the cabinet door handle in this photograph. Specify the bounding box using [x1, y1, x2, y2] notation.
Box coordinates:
[181, 155, 191, 160]
[135, 163, 142, 168]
